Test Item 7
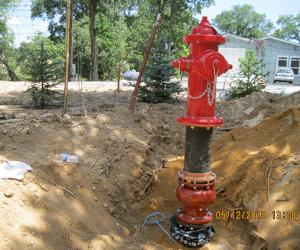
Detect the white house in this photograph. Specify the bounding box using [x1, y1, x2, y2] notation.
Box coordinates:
[219, 35, 300, 84]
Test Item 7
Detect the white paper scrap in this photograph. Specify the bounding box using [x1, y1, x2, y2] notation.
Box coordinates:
[0, 161, 32, 180]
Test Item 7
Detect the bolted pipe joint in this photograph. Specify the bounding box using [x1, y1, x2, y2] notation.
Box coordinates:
[176, 170, 216, 225]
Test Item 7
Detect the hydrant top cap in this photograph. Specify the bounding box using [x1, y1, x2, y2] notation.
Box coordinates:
[192, 16, 217, 35]
[184, 16, 225, 44]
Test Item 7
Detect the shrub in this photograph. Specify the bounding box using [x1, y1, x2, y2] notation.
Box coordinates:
[230, 49, 269, 98]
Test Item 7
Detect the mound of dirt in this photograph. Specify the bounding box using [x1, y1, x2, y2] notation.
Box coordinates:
[213, 108, 300, 209]
[217, 91, 300, 129]
[0, 103, 185, 210]
[213, 106, 300, 249]
[213, 107, 300, 249]
[0, 158, 130, 249]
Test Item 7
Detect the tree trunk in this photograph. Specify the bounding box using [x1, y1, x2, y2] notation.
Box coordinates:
[69, 0, 74, 81]
[0, 54, 18, 81]
[88, 0, 98, 81]
[117, 63, 122, 92]
[40, 41, 45, 109]
[168, 0, 176, 56]
[41, 81, 45, 109]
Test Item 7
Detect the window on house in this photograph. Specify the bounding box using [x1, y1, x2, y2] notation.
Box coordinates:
[277, 56, 288, 67]
[290, 57, 300, 75]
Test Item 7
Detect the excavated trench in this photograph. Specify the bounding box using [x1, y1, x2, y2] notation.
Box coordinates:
[1, 90, 300, 249]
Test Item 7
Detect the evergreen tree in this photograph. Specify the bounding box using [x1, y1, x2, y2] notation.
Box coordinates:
[230, 49, 269, 98]
[19, 35, 64, 108]
[139, 37, 182, 103]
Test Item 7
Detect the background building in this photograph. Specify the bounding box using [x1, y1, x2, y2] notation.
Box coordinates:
[219, 35, 300, 84]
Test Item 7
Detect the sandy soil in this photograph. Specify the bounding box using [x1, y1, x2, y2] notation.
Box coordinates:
[0, 81, 300, 249]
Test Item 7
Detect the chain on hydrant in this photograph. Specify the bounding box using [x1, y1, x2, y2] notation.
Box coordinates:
[170, 16, 232, 247]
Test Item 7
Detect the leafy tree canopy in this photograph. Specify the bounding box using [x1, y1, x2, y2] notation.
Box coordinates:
[0, 0, 19, 80]
[213, 4, 273, 39]
[273, 13, 300, 44]
[1, 0, 215, 82]
[30, 0, 214, 80]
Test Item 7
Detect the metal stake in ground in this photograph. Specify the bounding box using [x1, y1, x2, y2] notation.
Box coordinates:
[62, 0, 73, 116]
[129, 13, 162, 113]
[170, 16, 232, 247]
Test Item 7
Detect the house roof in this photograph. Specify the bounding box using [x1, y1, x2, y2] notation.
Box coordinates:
[224, 34, 254, 43]
[223, 34, 300, 48]
[259, 37, 300, 47]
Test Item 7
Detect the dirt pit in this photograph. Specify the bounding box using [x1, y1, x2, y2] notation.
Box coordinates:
[0, 86, 300, 249]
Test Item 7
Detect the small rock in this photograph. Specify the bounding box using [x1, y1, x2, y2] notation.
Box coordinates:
[108, 207, 115, 215]
[92, 179, 99, 184]
[120, 226, 130, 236]
[244, 107, 255, 115]
[287, 115, 294, 126]
[162, 124, 170, 131]
[103, 202, 108, 208]
[4, 191, 14, 198]
[63, 114, 71, 120]
[276, 194, 289, 202]
[92, 186, 96, 191]
[26, 129, 31, 134]
[174, 132, 180, 138]
[12, 145, 16, 150]
[93, 197, 98, 201]
[144, 122, 152, 133]
[132, 169, 142, 178]
[133, 116, 142, 123]
[242, 110, 265, 128]
[236, 244, 251, 250]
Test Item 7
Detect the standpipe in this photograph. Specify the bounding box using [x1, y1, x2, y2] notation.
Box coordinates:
[170, 16, 232, 247]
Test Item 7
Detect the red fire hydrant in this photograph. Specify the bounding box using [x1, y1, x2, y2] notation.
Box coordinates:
[170, 16, 232, 247]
